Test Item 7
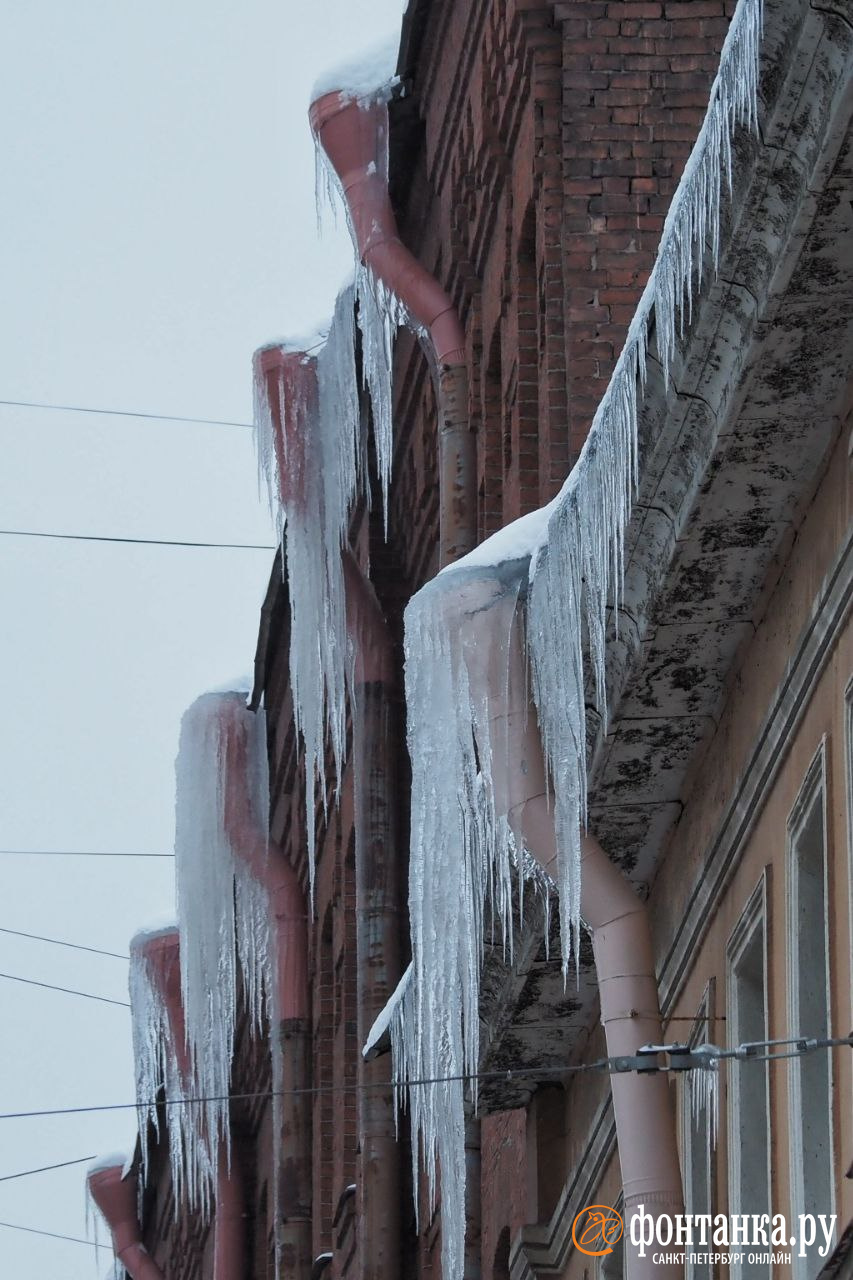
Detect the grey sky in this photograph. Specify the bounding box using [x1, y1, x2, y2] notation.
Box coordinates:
[0, 1, 402, 1273]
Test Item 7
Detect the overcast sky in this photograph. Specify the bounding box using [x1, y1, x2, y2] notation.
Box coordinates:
[0, 2, 402, 1273]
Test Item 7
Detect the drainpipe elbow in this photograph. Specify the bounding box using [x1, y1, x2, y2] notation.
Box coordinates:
[88, 1167, 166, 1280]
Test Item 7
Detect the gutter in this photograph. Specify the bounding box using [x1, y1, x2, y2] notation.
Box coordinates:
[485, 605, 684, 1278]
[309, 68, 484, 1275]
[217, 693, 313, 1279]
[343, 549, 404, 1278]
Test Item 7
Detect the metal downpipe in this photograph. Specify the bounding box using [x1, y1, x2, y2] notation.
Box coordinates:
[343, 550, 403, 1279]
[309, 90, 476, 567]
[218, 697, 313, 1279]
[468, 585, 684, 1279]
[87, 1164, 166, 1280]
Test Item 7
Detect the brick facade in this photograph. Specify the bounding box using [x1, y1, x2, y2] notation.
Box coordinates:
[136, 1, 740, 1274]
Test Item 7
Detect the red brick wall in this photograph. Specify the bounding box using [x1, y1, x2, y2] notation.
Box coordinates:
[388, 0, 734, 573]
[480, 1111, 531, 1279]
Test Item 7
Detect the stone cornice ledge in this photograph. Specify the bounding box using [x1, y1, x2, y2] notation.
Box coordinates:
[510, 0, 853, 1270]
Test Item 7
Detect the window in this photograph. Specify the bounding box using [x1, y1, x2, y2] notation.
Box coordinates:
[682, 981, 716, 1280]
[726, 875, 771, 1280]
[787, 744, 834, 1279]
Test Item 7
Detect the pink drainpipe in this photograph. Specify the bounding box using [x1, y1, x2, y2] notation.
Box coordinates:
[129, 928, 248, 1280]
[308, 87, 483, 1259]
[218, 695, 312, 1278]
[255, 333, 403, 1276]
[309, 88, 475, 568]
[342, 549, 404, 1279]
[465, 583, 684, 1280]
[308, 88, 485, 1266]
[87, 1164, 165, 1280]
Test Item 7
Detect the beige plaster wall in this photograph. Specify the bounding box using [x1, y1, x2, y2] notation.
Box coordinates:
[550, 421, 852, 1278]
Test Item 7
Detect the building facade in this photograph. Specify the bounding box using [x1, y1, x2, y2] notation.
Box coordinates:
[89, 0, 852, 1277]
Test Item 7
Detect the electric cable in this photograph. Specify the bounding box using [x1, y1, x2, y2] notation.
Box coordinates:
[0, 849, 172, 858]
[0, 1033, 848, 1122]
[0, 529, 275, 551]
[0, 398, 253, 430]
[0, 1154, 97, 1183]
[0, 926, 128, 961]
[0, 972, 129, 1008]
[0, 1219, 108, 1249]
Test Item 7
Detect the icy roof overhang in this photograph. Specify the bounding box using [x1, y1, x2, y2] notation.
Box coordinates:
[476, 0, 853, 1109]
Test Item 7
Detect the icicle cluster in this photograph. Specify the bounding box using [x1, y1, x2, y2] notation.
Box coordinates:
[400, 560, 555, 1280]
[254, 286, 361, 890]
[172, 692, 274, 1210]
[689, 1044, 721, 1146]
[129, 922, 215, 1216]
[253, 272, 409, 889]
[394, 0, 763, 1272]
[528, 0, 763, 974]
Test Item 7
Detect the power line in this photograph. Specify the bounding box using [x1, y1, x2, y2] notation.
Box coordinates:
[0, 1154, 96, 1183]
[0, 397, 253, 430]
[0, 849, 172, 859]
[0, 529, 275, 551]
[0, 1219, 108, 1250]
[0, 1035, 849, 1122]
[0, 972, 129, 1008]
[0, 926, 129, 961]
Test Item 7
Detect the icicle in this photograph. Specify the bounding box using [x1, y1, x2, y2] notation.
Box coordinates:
[689, 1044, 721, 1147]
[173, 692, 274, 1208]
[355, 263, 410, 528]
[128, 923, 215, 1217]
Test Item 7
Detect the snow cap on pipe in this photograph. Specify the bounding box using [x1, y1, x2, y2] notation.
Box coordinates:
[310, 31, 400, 107]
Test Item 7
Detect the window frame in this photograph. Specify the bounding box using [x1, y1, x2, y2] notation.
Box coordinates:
[726, 872, 772, 1280]
[786, 739, 835, 1278]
